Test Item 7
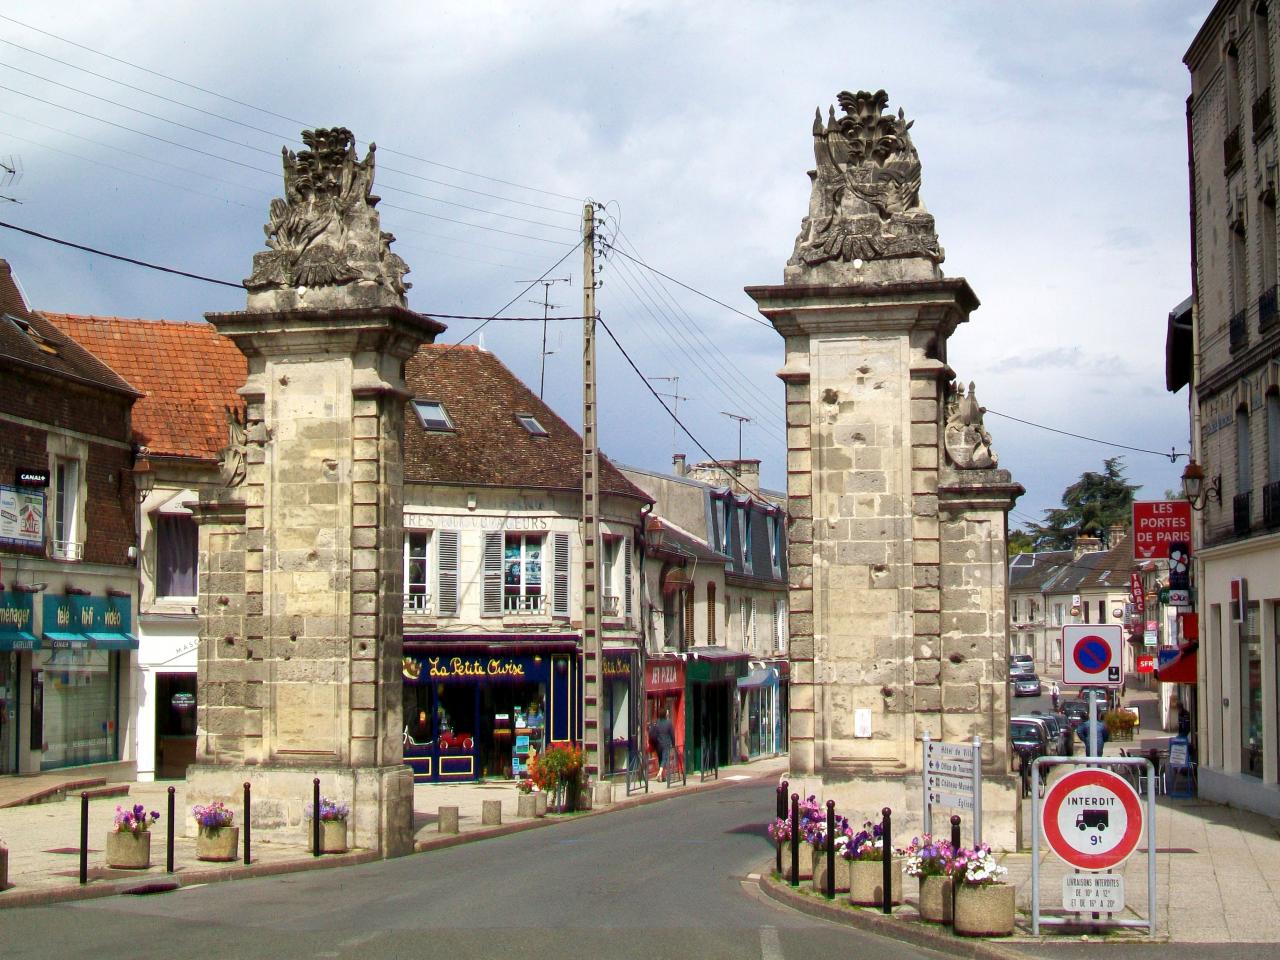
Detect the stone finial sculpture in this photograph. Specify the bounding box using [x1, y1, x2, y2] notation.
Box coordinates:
[944, 379, 999, 469]
[786, 90, 944, 284]
[244, 127, 411, 312]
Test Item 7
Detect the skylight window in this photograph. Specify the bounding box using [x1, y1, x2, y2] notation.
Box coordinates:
[413, 400, 454, 431]
[517, 414, 548, 437]
[4, 313, 58, 355]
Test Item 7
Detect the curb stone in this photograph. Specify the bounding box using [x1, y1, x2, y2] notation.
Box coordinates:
[0, 766, 765, 909]
[758, 869, 1033, 960]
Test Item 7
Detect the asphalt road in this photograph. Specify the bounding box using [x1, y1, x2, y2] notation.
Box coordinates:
[2, 778, 950, 960]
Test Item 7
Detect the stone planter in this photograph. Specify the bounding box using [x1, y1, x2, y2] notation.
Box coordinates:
[196, 826, 239, 862]
[847, 857, 902, 907]
[917, 874, 954, 924]
[953, 882, 1015, 937]
[105, 830, 152, 869]
[810, 847, 849, 893]
[307, 819, 349, 854]
[534, 792, 548, 817]
[781, 840, 812, 881]
[517, 793, 537, 818]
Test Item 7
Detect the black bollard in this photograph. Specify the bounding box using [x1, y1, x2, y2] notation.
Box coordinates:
[79, 792, 89, 885]
[950, 814, 961, 851]
[775, 781, 787, 876]
[166, 786, 176, 873]
[313, 778, 322, 858]
[825, 799, 836, 900]
[881, 806, 892, 914]
[243, 781, 252, 865]
[789, 793, 799, 887]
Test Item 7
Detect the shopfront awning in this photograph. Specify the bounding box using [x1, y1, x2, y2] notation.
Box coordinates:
[737, 667, 778, 690]
[685, 646, 750, 683]
[42, 631, 86, 648]
[1155, 642, 1197, 684]
[0, 630, 38, 651]
[85, 632, 139, 650]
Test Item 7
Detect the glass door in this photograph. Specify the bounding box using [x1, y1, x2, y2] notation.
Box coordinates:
[0, 653, 15, 774]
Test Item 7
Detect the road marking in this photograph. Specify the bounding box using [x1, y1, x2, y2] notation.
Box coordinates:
[759, 925, 784, 960]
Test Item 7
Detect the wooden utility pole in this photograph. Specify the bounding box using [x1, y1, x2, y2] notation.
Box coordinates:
[580, 203, 603, 779]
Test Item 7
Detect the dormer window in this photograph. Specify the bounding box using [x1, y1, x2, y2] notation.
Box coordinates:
[413, 400, 454, 432]
[4, 313, 58, 355]
[517, 414, 548, 436]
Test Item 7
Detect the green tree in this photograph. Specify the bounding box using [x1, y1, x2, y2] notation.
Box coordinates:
[1007, 528, 1035, 556]
[1029, 457, 1140, 550]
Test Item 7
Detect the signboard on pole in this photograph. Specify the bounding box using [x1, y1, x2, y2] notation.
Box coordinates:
[1062, 624, 1124, 686]
[1132, 500, 1192, 560]
[1042, 768, 1144, 870]
[1136, 654, 1155, 673]
[1063, 874, 1124, 912]
[921, 736, 983, 841]
[1128, 572, 1145, 615]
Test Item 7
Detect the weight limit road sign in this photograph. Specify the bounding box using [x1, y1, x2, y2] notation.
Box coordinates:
[1042, 768, 1143, 870]
[1062, 624, 1124, 686]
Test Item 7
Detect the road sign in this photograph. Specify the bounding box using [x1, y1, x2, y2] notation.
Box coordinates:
[927, 789, 974, 811]
[1136, 654, 1155, 673]
[1063, 874, 1124, 912]
[1042, 768, 1144, 870]
[922, 738, 981, 825]
[1062, 624, 1124, 686]
[926, 772, 973, 793]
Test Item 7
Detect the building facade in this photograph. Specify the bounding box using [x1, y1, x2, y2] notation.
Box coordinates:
[0, 260, 141, 779]
[1181, 2, 1280, 816]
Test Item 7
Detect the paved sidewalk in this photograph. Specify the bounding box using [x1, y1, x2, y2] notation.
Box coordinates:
[0, 755, 787, 906]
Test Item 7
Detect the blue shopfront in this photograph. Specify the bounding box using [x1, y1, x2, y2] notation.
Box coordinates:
[402, 637, 580, 783]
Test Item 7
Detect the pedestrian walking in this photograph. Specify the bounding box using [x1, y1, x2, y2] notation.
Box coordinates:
[654, 708, 676, 781]
[1050, 680, 1060, 712]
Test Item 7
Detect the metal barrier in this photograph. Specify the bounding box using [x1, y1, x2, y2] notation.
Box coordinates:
[624, 749, 649, 796]
[699, 742, 719, 782]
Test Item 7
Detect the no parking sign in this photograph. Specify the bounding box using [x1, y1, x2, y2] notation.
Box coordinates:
[1062, 624, 1123, 686]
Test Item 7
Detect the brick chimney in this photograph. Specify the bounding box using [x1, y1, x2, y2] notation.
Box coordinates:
[1073, 535, 1102, 560]
[672, 453, 687, 477]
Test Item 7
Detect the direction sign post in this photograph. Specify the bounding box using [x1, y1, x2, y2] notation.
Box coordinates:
[921, 734, 982, 844]
[1030, 756, 1157, 938]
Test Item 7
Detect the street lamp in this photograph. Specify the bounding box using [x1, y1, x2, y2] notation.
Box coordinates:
[1180, 459, 1221, 511]
[133, 459, 155, 503]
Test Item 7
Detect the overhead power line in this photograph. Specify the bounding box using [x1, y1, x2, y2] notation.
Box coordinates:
[984, 409, 1185, 462]
[603, 242, 773, 330]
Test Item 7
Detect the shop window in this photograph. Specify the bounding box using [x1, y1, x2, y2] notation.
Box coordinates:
[404, 531, 432, 613]
[155, 513, 197, 598]
[707, 582, 717, 644]
[1242, 602, 1263, 777]
[35, 648, 119, 770]
[501, 533, 544, 614]
[51, 457, 82, 561]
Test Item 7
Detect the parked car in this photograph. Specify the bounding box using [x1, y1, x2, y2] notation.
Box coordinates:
[1074, 685, 1117, 711]
[1010, 718, 1052, 760]
[1060, 699, 1090, 729]
[1027, 710, 1068, 754]
[1013, 714, 1062, 755]
[1008, 654, 1035, 678]
[1013, 674, 1042, 697]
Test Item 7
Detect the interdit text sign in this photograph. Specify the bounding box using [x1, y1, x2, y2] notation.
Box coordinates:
[1132, 501, 1192, 560]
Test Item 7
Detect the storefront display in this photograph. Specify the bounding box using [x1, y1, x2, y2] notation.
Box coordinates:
[602, 650, 636, 775]
[644, 655, 685, 775]
[402, 638, 579, 782]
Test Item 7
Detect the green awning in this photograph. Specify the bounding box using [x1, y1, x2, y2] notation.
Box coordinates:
[85, 632, 138, 650]
[43, 631, 87, 648]
[0, 631, 38, 651]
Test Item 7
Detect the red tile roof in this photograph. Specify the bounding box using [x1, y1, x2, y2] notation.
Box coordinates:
[404, 345, 651, 502]
[0, 260, 140, 398]
[43, 313, 246, 462]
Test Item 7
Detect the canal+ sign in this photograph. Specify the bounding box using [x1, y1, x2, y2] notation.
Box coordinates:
[1132, 500, 1192, 560]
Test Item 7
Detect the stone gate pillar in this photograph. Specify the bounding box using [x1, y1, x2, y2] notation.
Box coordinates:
[747, 91, 1024, 848]
[186, 129, 444, 856]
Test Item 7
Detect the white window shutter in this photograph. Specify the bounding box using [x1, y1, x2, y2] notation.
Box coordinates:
[482, 531, 504, 616]
[750, 598, 758, 649]
[436, 530, 459, 617]
[553, 532, 570, 618]
[623, 536, 633, 619]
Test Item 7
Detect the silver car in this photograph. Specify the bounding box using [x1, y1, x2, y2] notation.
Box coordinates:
[1013, 674, 1042, 697]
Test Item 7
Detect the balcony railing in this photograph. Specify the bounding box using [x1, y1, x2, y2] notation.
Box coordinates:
[1254, 87, 1274, 141]
[504, 593, 545, 614]
[1225, 125, 1244, 173]
[1230, 308, 1249, 352]
[1264, 480, 1280, 529]
[602, 592, 620, 617]
[50, 539, 84, 561]
[404, 592, 432, 613]
[1260, 286, 1279, 333]
[1234, 490, 1253, 536]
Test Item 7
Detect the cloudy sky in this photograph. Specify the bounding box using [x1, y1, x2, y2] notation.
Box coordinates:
[0, 1, 1210, 527]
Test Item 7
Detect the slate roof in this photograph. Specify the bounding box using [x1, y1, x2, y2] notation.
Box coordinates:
[0, 260, 139, 398]
[1040, 537, 1135, 593]
[404, 345, 650, 502]
[44, 313, 246, 462]
[1008, 550, 1073, 592]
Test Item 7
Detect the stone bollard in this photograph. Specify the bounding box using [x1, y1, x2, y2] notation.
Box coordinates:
[517, 793, 537, 818]
[438, 805, 460, 834]
[593, 780, 613, 808]
[534, 792, 548, 817]
[481, 799, 502, 826]
[0, 843, 8, 891]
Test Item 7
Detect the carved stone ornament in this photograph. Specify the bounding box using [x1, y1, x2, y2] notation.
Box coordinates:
[217, 407, 271, 488]
[787, 90, 944, 284]
[244, 128, 411, 312]
[943, 379, 998, 470]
